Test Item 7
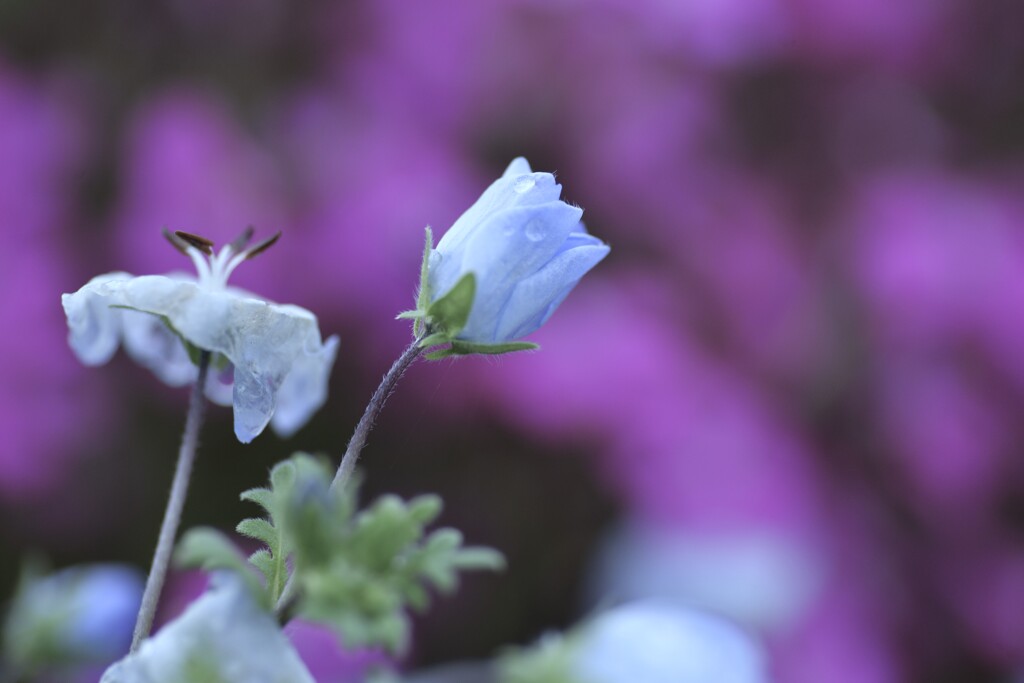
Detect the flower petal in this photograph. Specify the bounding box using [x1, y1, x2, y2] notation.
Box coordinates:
[455, 202, 583, 340]
[62, 274, 337, 443]
[62, 272, 133, 366]
[494, 234, 610, 342]
[271, 333, 340, 438]
[100, 578, 315, 683]
[121, 308, 197, 388]
[434, 162, 563, 274]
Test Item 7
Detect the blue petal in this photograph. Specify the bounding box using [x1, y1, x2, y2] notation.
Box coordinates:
[435, 162, 562, 264]
[493, 237, 610, 342]
[458, 202, 584, 340]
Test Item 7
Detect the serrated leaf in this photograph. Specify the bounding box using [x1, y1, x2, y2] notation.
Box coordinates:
[174, 528, 265, 603]
[269, 460, 297, 491]
[452, 546, 506, 571]
[236, 518, 278, 548]
[248, 549, 276, 583]
[426, 528, 463, 551]
[407, 495, 443, 524]
[239, 487, 274, 516]
[424, 272, 475, 340]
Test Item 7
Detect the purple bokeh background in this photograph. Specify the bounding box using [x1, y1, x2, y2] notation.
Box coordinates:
[2, 1, 1023, 681]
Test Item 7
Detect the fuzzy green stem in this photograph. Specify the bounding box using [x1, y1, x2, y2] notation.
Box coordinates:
[130, 351, 210, 651]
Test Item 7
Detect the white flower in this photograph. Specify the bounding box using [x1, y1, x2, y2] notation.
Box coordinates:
[427, 158, 609, 344]
[571, 601, 770, 683]
[100, 577, 315, 683]
[62, 231, 339, 443]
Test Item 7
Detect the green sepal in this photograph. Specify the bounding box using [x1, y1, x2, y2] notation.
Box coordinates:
[418, 332, 451, 349]
[426, 340, 540, 360]
[174, 528, 267, 607]
[406, 227, 435, 336]
[422, 272, 475, 341]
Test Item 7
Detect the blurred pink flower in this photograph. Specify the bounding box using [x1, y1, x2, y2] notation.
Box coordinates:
[0, 62, 106, 501]
[111, 89, 290, 299]
[274, 90, 482, 354]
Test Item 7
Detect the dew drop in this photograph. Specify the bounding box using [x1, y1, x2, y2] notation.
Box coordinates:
[524, 219, 545, 242]
[513, 175, 536, 193]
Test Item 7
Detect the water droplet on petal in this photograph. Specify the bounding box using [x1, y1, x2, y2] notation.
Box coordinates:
[513, 175, 536, 193]
[525, 219, 545, 242]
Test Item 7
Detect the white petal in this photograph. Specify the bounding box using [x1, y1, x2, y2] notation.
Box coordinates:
[492, 235, 609, 342]
[572, 601, 769, 683]
[101, 578, 315, 683]
[62, 272, 134, 366]
[271, 334, 340, 438]
[121, 309, 197, 387]
[63, 274, 337, 443]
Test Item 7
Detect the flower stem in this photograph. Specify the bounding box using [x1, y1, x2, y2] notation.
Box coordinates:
[331, 337, 425, 492]
[274, 337, 425, 619]
[130, 351, 211, 652]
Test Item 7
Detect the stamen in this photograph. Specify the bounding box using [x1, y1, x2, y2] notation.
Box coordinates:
[245, 231, 282, 260]
[163, 229, 191, 255]
[222, 249, 249, 285]
[189, 248, 213, 284]
[174, 231, 215, 256]
[227, 226, 255, 255]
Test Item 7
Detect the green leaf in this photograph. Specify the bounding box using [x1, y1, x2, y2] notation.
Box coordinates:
[496, 631, 579, 683]
[452, 546, 507, 571]
[236, 518, 277, 548]
[418, 332, 451, 349]
[415, 227, 434, 316]
[450, 340, 540, 356]
[424, 272, 475, 340]
[174, 528, 265, 604]
[395, 310, 424, 320]
[423, 340, 540, 360]
[239, 487, 274, 516]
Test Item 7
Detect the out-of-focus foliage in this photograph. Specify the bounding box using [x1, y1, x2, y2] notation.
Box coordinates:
[178, 454, 503, 654]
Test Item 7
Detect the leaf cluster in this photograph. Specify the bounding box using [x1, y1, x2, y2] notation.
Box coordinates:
[176, 453, 504, 654]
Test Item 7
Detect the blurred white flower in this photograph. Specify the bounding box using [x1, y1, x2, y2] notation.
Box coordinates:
[2, 564, 143, 671]
[572, 601, 770, 683]
[587, 520, 822, 631]
[62, 230, 339, 443]
[100, 577, 314, 683]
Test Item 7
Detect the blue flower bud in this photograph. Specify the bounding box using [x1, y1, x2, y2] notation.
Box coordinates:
[428, 158, 609, 344]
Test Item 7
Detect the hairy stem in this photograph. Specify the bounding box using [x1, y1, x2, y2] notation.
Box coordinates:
[274, 337, 425, 619]
[131, 351, 211, 652]
[331, 337, 425, 492]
